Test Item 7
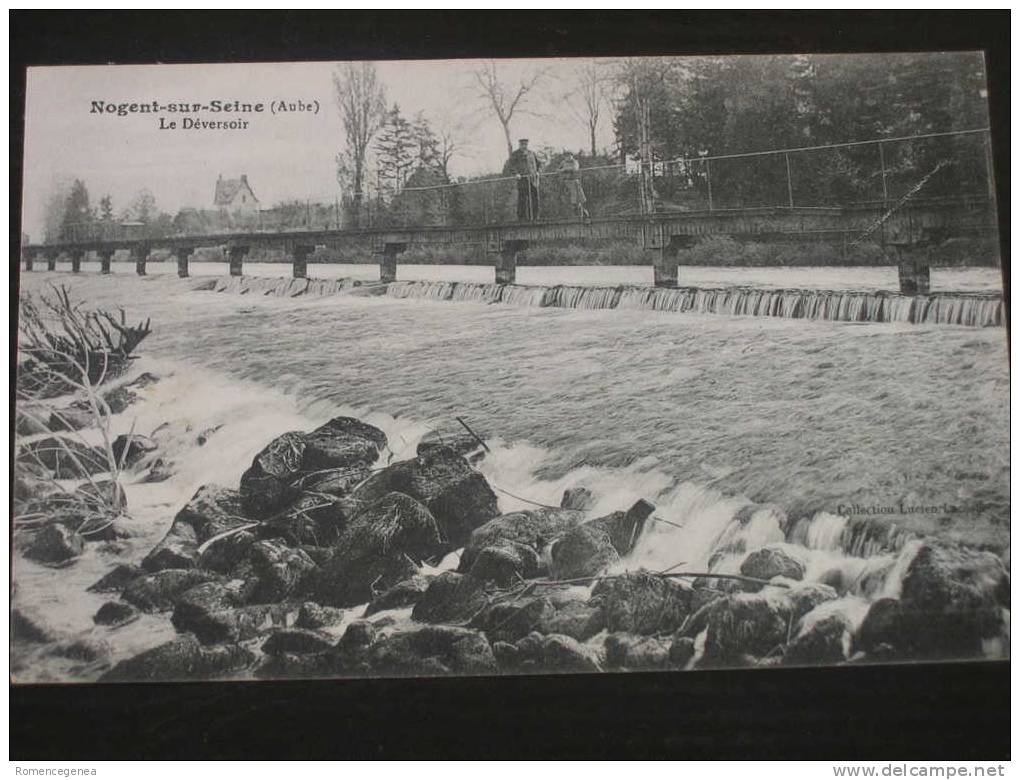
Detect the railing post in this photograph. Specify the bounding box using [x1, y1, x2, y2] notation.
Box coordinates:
[133, 245, 150, 275]
[175, 247, 191, 278]
[70, 250, 83, 273]
[46, 251, 58, 271]
[98, 248, 114, 274]
[227, 244, 248, 276]
[878, 141, 889, 202]
[784, 153, 794, 208]
[292, 244, 314, 279]
[379, 242, 404, 284]
[705, 159, 714, 211]
[496, 239, 525, 285]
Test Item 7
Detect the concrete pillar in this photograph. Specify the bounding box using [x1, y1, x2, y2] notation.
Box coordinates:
[70, 250, 84, 273]
[380, 243, 404, 283]
[46, 251, 58, 271]
[22, 249, 34, 271]
[895, 245, 931, 296]
[653, 236, 695, 289]
[175, 247, 191, 278]
[98, 248, 114, 274]
[292, 244, 314, 279]
[132, 245, 150, 276]
[228, 245, 248, 276]
[496, 240, 527, 285]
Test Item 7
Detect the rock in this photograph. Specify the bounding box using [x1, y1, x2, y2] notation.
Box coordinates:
[549, 523, 619, 580]
[93, 601, 139, 626]
[122, 568, 222, 612]
[417, 428, 482, 459]
[142, 458, 175, 483]
[702, 592, 793, 664]
[535, 599, 605, 641]
[590, 570, 694, 635]
[539, 634, 602, 673]
[361, 625, 498, 677]
[47, 407, 94, 433]
[302, 416, 387, 471]
[256, 651, 334, 679]
[411, 571, 491, 625]
[604, 633, 671, 670]
[472, 597, 554, 644]
[88, 563, 145, 593]
[300, 468, 371, 499]
[73, 479, 128, 514]
[143, 484, 252, 572]
[364, 575, 432, 616]
[19, 437, 107, 479]
[296, 601, 348, 630]
[171, 580, 255, 642]
[25, 524, 84, 564]
[491, 640, 520, 670]
[248, 539, 318, 602]
[784, 614, 853, 666]
[469, 541, 541, 586]
[101, 635, 255, 682]
[739, 545, 806, 589]
[262, 628, 335, 655]
[111, 434, 159, 468]
[459, 508, 584, 575]
[856, 598, 909, 655]
[239, 431, 308, 518]
[334, 620, 379, 673]
[11, 607, 57, 643]
[260, 493, 357, 547]
[196, 425, 223, 446]
[52, 637, 111, 663]
[16, 407, 51, 436]
[585, 500, 656, 556]
[669, 636, 696, 669]
[785, 582, 839, 622]
[316, 492, 442, 607]
[560, 487, 595, 511]
[353, 446, 499, 548]
[898, 543, 1010, 658]
[198, 530, 256, 574]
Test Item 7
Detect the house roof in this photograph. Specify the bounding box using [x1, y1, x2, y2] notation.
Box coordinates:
[214, 174, 258, 206]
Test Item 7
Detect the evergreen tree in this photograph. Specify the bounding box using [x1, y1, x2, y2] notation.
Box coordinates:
[374, 104, 416, 197]
[60, 179, 93, 240]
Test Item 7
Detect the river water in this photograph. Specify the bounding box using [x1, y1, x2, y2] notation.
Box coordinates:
[13, 267, 1010, 680]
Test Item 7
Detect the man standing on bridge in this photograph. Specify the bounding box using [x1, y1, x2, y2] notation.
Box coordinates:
[506, 138, 541, 221]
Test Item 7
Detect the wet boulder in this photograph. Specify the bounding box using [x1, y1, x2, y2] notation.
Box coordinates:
[896, 543, 1009, 658]
[12, 607, 58, 644]
[93, 601, 139, 627]
[785, 582, 839, 622]
[256, 651, 335, 680]
[513, 632, 602, 673]
[353, 446, 499, 548]
[316, 492, 442, 607]
[535, 598, 605, 641]
[198, 530, 257, 574]
[259, 493, 359, 547]
[299, 469, 372, 500]
[171, 579, 259, 643]
[856, 597, 909, 655]
[111, 433, 159, 469]
[101, 635, 255, 682]
[784, 613, 853, 666]
[302, 416, 387, 472]
[604, 633, 671, 670]
[296, 601, 348, 630]
[353, 625, 498, 677]
[549, 523, 619, 580]
[469, 541, 541, 586]
[364, 574, 433, 616]
[47, 407, 94, 433]
[19, 436, 107, 479]
[417, 428, 483, 459]
[739, 545, 806, 589]
[88, 563, 145, 593]
[459, 508, 584, 575]
[585, 500, 655, 557]
[25, 523, 84, 564]
[590, 570, 694, 635]
[701, 592, 793, 665]
[411, 571, 491, 625]
[471, 596, 554, 644]
[262, 628, 336, 655]
[560, 487, 595, 511]
[122, 568, 223, 612]
[142, 518, 200, 572]
[239, 432, 307, 518]
[248, 539, 318, 602]
[669, 636, 697, 669]
[74, 479, 128, 514]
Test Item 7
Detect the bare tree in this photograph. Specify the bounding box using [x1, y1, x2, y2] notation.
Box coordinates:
[566, 60, 611, 157]
[333, 62, 387, 226]
[471, 61, 548, 159]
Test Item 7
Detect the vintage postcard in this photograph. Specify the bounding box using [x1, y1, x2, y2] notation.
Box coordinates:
[13, 54, 1008, 684]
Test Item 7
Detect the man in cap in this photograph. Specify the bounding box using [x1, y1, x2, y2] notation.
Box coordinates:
[506, 138, 541, 221]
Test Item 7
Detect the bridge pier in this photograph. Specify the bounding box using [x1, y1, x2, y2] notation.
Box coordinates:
[292, 244, 314, 279]
[45, 251, 58, 271]
[70, 250, 84, 273]
[22, 248, 34, 271]
[380, 242, 405, 283]
[133, 245, 150, 276]
[98, 248, 114, 274]
[174, 247, 191, 278]
[895, 245, 931, 295]
[653, 236, 696, 288]
[228, 244, 249, 276]
[496, 240, 527, 285]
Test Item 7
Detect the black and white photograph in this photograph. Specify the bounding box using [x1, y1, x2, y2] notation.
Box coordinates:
[11, 35, 1009, 706]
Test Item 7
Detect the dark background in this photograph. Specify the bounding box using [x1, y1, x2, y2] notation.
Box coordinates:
[9, 10, 1010, 760]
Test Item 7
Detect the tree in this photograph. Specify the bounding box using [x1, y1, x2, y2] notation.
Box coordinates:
[471, 60, 548, 159]
[60, 179, 93, 240]
[99, 195, 114, 222]
[374, 104, 416, 196]
[411, 111, 441, 171]
[333, 62, 387, 226]
[566, 60, 611, 156]
[126, 189, 157, 223]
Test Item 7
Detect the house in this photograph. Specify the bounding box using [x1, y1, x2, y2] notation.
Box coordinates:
[214, 173, 259, 217]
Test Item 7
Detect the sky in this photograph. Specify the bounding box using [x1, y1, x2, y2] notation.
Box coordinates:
[21, 58, 618, 241]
